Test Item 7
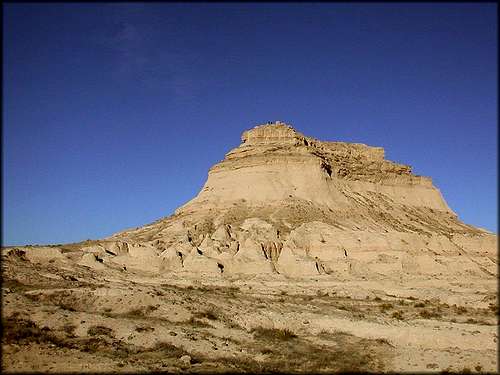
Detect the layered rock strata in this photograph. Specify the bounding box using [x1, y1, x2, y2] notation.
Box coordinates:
[37, 122, 500, 279]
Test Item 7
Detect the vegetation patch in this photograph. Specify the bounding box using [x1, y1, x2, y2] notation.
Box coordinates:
[87, 325, 114, 337]
[202, 326, 391, 373]
[2, 314, 61, 346]
[380, 303, 393, 312]
[188, 317, 212, 328]
[419, 309, 441, 319]
[251, 327, 297, 341]
[122, 305, 158, 318]
[193, 308, 219, 321]
[391, 310, 404, 320]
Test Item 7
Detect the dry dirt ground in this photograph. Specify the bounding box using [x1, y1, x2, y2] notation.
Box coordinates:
[2, 249, 497, 373]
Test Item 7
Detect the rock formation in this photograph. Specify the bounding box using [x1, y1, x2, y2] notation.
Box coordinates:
[4, 121, 497, 374]
[67, 120, 494, 280]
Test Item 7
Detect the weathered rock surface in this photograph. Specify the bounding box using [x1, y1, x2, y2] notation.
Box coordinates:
[7, 121, 496, 280]
[74, 121, 494, 280]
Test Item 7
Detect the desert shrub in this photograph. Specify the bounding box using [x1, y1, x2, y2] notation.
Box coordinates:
[260, 348, 274, 355]
[149, 341, 188, 357]
[251, 327, 297, 341]
[2, 315, 71, 349]
[62, 323, 77, 337]
[419, 309, 441, 319]
[187, 317, 211, 328]
[58, 302, 77, 312]
[2, 316, 50, 344]
[464, 318, 490, 325]
[353, 312, 366, 319]
[87, 325, 114, 337]
[193, 309, 218, 321]
[375, 338, 392, 346]
[81, 337, 107, 353]
[318, 329, 352, 339]
[391, 311, 404, 320]
[380, 303, 393, 312]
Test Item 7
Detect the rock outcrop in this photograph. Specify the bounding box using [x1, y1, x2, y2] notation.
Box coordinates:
[54, 122, 500, 278]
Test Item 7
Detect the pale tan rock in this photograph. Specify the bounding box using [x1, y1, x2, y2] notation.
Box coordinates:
[182, 248, 222, 274]
[159, 248, 183, 271]
[275, 246, 319, 277]
[23, 247, 64, 262]
[101, 121, 496, 280]
[77, 253, 105, 270]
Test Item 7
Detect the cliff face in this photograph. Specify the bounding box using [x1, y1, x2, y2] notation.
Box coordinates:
[178, 122, 449, 214]
[85, 121, 495, 279]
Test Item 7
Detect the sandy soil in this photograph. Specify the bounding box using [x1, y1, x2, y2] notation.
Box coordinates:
[2, 250, 497, 373]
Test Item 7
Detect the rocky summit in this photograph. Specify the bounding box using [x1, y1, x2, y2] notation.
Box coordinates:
[91, 121, 495, 279]
[2, 121, 498, 373]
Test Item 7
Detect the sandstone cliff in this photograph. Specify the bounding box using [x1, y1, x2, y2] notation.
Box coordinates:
[71, 121, 495, 280]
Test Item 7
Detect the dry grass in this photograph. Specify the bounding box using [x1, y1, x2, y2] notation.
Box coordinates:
[380, 303, 393, 312]
[193, 308, 219, 321]
[419, 309, 441, 319]
[2, 314, 62, 346]
[391, 310, 405, 320]
[87, 325, 114, 337]
[251, 327, 298, 341]
[122, 305, 158, 318]
[187, 317, 212, 328]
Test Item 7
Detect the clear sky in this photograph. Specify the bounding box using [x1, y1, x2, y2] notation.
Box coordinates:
[3, 3, 497, 245]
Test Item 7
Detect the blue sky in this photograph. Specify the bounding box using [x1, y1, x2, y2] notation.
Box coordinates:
[3, 3, 497, 245]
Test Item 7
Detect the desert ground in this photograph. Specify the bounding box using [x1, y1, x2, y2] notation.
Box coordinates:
[2, 243, 497, 374]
